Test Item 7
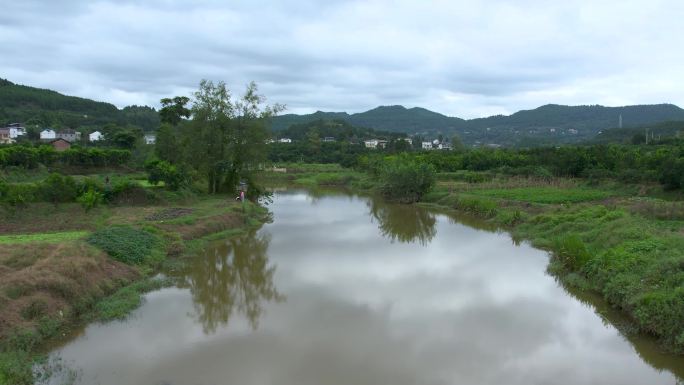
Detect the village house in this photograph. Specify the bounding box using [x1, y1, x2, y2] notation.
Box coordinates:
[402, 138, 413, 145]
[322, 137, 336, 142]
[40, 128, 56, 140]
[144, 133, 156, 144]
[56, 129, 81, 142]
[437, 142, 452, 150]
[364, 139, 388, 149]
[0, 128, 13, 144]
[422, 141, 433, 150]
[278, 138, 292, 143]
[50, 138, 71, 151]
[89, 131, 104, 142]
[6, 123, 26, 139]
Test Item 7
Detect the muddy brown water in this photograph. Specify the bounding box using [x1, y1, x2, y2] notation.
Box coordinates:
[45, 189, 684, 385]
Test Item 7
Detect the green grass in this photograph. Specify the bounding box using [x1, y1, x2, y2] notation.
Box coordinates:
[0, 231, 88, 244]
[87, 226, 161, 265]
[93, 278, 172, 321]
[467, 186, 614, 204]
[294, 172, 359, 187]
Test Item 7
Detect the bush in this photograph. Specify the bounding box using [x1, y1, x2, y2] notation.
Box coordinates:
[2, 183, 37, 207]
[87, 226, 160, 265]
[379, 155, 436, 203]
[38, 173, 78, 205]
[77, 188, 104, 212]
[145, 159, 189, 190]
[659, 157, 684, 190]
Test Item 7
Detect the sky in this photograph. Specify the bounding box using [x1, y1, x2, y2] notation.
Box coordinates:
[1, 0, 683, 119]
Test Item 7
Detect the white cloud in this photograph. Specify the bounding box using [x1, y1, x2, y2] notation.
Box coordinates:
[1, 0, 683, 118]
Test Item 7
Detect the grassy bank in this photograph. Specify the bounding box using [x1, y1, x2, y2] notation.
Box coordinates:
[422, 174, 684, 353]
[0, 192, 268, 384]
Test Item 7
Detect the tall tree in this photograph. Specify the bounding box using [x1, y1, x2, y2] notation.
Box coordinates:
[187, 80, 283, 194]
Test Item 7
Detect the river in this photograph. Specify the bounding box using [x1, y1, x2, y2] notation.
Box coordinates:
[44, 189, 683, 385]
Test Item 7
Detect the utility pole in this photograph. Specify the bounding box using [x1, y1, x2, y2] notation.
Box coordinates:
[645, 128, 649, 144]
[619, 114, 623, 129]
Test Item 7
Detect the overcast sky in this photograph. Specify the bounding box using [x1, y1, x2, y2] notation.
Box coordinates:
[1, 0, 683, 118]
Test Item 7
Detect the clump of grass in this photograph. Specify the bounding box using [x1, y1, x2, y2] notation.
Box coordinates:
[93, 278, 171, 321]
[87, 226, 160, 265]
[553, 234, 592, 271]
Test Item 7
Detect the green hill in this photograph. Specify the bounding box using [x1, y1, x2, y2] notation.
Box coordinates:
[0, 78, 159, 131]
[276, 118, 405, 141]
[272, 103, 684, 146]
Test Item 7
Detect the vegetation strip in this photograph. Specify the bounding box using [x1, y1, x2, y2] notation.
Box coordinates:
[0, 231, 88, 244]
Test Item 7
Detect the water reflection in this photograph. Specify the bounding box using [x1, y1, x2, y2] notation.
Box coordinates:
[44, 190, 684, 385]
[175, 231, 283, 333]
[367, 197, 437, 245]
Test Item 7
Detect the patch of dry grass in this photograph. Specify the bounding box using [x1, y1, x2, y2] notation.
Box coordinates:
[0, 241, 139, 339]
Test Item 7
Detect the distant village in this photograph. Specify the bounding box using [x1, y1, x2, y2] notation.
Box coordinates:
[0, 122, 157, 151]
[268, 136, 456, 150]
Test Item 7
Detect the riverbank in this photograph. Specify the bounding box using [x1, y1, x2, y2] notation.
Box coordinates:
[0, 194, 269, 385]
[264, 164, 684, 354]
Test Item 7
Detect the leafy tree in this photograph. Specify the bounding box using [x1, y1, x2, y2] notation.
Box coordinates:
[159, 96, 190, 125]
[154, 123, 179, 163]
[185, 80, 283, 193]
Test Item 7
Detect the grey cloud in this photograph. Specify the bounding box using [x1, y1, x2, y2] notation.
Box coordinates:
[1, 0, 683, 118]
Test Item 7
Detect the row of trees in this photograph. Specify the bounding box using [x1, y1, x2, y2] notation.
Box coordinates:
[0, 145, 131, 169]
[357, 141, 684, 191]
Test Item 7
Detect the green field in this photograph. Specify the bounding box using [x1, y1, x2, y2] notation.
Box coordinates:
[467, 186, 614, 204]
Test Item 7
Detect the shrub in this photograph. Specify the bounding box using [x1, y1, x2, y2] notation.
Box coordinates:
[38, 173, 78, 205]
[77, 188, 104, 212]
[659, 157, 684, 190]
[87, 226, 160, 265]
[1, 183, 37, 208]
[379, 155, 436, 203]
[144, 159, 189, 190]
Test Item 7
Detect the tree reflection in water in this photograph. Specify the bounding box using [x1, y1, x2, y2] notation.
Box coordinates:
[367, 197, 437, 246]
[177, 231, 283, 334]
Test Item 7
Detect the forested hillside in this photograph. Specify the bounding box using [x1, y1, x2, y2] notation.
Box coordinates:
[272, 103, 684, 146]
[0, 78, 159, 131]
[276, 118, 405, 141]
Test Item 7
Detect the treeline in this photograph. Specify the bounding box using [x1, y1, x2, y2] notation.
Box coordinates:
[0, 173, 147, 209]
[0, 145, 131, 168]
[353, 141, 684, 191]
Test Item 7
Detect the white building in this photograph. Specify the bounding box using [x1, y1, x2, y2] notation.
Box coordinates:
[402, 138, 413, 145]
[144, 134, 156, 144]
[278, 138, 292, 143]
[89, 131, 104, 142]
[422, 141, 433, 150]
[40, 129, 56, 140]
[364, 139, 389, 149]
[7, 123, 26, 139]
